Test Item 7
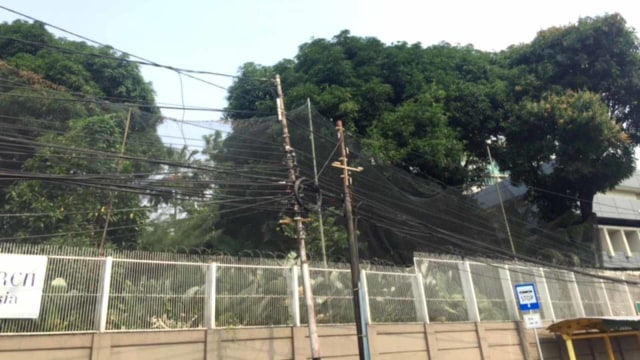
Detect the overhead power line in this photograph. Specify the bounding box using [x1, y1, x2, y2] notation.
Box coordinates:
[0, 6, 244, 80]
[0, 35, 240, 79]
[0, 5, 274, 96]
[0, 91, 235, 113]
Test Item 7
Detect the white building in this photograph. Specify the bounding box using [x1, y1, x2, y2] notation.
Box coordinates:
[593, 172, 640, 268]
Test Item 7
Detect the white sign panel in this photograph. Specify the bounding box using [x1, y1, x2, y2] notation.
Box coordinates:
[0, 254, 48, 318]
[523, 313, 543, 329]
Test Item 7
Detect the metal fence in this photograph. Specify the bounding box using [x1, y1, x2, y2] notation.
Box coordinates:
[1, 244, 639, 333]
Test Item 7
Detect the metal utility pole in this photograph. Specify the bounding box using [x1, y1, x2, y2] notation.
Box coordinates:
[332, 119, 365, 360]
[307, 98, 328, 267]
[485, 142, 516, 256]
[275, 75, 322, 360]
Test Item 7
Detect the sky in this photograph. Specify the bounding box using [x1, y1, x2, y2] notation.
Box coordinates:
[0, 0, 639, 149]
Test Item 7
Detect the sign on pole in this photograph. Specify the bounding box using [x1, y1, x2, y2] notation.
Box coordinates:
[515, 282, 540, 311]
[515, 283, 544, 360]
[0, 254, 48, 318]
[523, 312, 543, 329]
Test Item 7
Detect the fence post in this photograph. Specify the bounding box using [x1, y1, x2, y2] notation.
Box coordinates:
[600, 279, 613, 316]
[95, 256, 113, 332]
[499, 266, 519, 320]
[291, 265, 301, 326]
[459, 261, 480, 322]
[205, 262, 217, 329]
[360, 269, 371, 324]
[569, 272, 586, 317]
[623, 275, 636, 315]
[533, 268, 556, 321]
[412, 272, 429, 323]
[359, 269, 373, 360]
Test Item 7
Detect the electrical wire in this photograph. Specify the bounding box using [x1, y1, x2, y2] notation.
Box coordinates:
[0, 34, 242, 79]
[0, 14, 632, 281]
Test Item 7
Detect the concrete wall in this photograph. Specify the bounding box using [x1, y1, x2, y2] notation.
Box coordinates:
[0, 322, 638, 360]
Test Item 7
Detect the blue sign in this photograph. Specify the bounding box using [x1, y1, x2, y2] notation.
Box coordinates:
[515, 283, 540, 311]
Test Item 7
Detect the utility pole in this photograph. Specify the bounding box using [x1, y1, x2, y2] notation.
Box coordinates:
[332, 119, 365, 360]
[275, 75, 322, 360]
[485, 141, 516, 256]
[307, 98, 328, 267]
[99, 107, 132, 254]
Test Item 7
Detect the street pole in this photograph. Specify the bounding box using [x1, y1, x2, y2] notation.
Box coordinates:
[275, 75, 322, 360]
[307, 98, 328, 267]
[531, 309, 544, 360]
[332, 119, 365, 360]
[486, 143, 516, 256]
[99, 107, 132, 254]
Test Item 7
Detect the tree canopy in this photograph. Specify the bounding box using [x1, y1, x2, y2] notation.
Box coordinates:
[505, 14, 640, 139]
[227, 31, 510, 186]
[224, 13, 640, 258]
[0, 20, 165, 247]
[498, 13, 640, 224]
[499, 91, 635, 222]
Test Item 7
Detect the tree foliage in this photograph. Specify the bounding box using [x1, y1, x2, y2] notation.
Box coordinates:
[497, 14, 640, 226]
[500, 91, 635, 221]
[505, 14, 640, 138]
[0, 20, 164, 247]
[366, 89, 466, 184]
[227, 31, 508, 186]
[2, 114, 147, 246]
[223, 14, 640, 259]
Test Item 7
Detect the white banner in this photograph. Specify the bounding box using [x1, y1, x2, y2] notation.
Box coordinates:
[0, 254, 48, 318]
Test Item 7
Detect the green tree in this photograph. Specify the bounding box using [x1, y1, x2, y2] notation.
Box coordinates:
[2, 114, 147, 246]
[504, 13, 640, 140]
[226, 33, 508, 185]
[0, 20, 53, 58]
[0, 20, 158, 110]
[219, 17, 640, 260]
[0, 19, 163, 169]
[0, 20, 166, 247]
[499, 91, 635, 223]
[493, 13, 640, 231]
[226, 62, 279, 120]
[365, 90, 466, 184]
[137, 132, 237, 252]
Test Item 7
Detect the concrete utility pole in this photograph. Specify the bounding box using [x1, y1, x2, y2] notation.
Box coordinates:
[275, 75, 322, 360]
[332, 119, 365, 360]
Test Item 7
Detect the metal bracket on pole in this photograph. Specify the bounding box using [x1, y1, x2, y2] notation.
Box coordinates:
[331, 162, 364, 172]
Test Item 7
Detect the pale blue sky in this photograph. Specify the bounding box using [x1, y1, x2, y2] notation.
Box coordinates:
[1, 0, 639, 149]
